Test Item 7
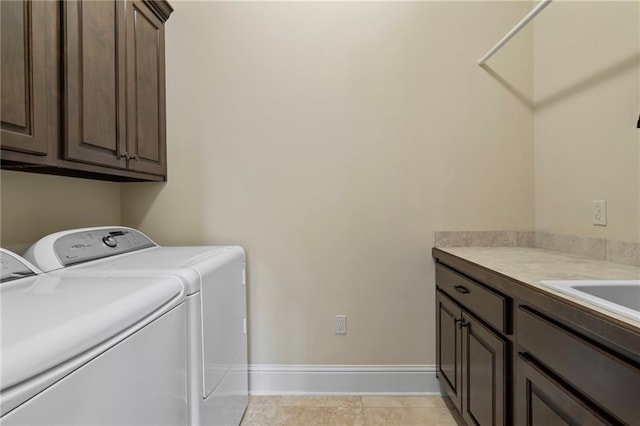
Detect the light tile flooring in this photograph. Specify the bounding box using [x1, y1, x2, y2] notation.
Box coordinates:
[240, 396, 464, 426]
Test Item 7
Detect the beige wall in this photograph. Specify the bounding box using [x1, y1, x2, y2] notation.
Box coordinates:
[0, 170, 122, 253]
[534, 0, 640, 242]
[122, 1, 534, 365]
[3, 0, 636, 368]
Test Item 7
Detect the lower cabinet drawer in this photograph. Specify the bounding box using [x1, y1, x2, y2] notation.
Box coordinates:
[436, 264, 509, 334]
[517, 307, 640, 424]
[516, 354, 610, 425]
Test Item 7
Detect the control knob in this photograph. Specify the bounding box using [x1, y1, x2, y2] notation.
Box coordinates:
[102, 235, 117, 248]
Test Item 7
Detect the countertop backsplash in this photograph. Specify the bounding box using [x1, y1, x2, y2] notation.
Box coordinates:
[434, 230, 640, 267]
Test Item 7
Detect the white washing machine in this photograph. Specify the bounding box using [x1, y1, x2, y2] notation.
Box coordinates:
[25, 227, 248, 426]
[0, 248, 188, 425]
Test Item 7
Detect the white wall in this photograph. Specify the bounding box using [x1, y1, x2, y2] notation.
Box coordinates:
[122, 1, 534, 365]
[0, 171, 122, 253]
[534, 0, 640, 242]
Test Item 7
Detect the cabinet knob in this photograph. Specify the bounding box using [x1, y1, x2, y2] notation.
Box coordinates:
[458, 320, 470, 329]
[128, 154, 138, 160]
[118, 152, 128, 159]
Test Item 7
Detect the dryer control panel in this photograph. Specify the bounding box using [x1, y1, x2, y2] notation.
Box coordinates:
[52, 228, 156, 266]
[25, 227, 157, 271]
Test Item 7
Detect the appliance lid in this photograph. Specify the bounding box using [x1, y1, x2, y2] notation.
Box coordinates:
[36, 245, 243, 295]
[1, 274, 184, 391]
[1, 249, 41, 283]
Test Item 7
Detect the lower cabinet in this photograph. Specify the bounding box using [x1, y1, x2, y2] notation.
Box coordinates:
[434, 250, 640, 426]
[436, 290, 508, 425]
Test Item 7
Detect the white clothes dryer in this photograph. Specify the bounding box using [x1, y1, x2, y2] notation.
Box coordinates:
[0, 248, 188, 425]
[25, 227, 248, 426]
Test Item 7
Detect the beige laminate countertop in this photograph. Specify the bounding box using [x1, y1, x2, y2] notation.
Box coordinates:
[435, 246, 640, 330]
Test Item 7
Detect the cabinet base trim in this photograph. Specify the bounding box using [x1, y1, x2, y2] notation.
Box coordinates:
[249, 364, 441, 396]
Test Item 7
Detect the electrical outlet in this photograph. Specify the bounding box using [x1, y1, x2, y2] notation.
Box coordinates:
[592, 200, 607, 226]
[335, 315, 346, 335]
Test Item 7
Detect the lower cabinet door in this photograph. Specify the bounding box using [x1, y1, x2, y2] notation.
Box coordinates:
[436, 290, 463, 412]
[461, 312, 507, 426]
[516, 354, 609, 426]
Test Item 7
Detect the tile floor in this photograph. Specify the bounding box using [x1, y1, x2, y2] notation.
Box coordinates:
[240, 396, 464, 426]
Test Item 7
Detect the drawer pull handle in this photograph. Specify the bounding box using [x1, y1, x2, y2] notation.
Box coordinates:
[454, 285, 470, 294]
[458, 320, 470, 329]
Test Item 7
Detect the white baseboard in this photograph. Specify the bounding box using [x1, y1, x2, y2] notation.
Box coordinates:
[249, 364, 443, 396]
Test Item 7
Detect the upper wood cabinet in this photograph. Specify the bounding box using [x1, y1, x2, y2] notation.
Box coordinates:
[0, 0, 173, 182]
[0, 1, 50, 158]
[64, 0, 128, 169]
[126, 0, 167, 176]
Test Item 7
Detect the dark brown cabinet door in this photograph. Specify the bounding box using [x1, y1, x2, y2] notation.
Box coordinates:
[436, 291, 463, 412]
[461, 312, 507, 426]
[1, 0, 48, 156]
[1, 0, 171, 181]
[126, 0, 166, 176]
[63, 0, 127, 169]
[516, 354, 609, 426]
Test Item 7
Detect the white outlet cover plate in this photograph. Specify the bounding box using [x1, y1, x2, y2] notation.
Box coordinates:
[592, 200, 607, 226]
[335, 315, 346, 334]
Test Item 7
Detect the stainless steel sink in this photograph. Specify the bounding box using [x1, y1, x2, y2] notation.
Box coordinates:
[539, 280, 640, 322]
